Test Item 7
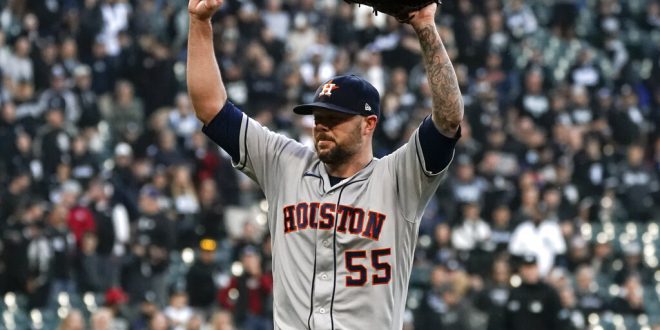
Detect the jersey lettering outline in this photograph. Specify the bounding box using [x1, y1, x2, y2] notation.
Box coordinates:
[283, 203, 386, 241]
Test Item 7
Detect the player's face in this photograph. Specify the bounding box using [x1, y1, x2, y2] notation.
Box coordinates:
[312, 109, 365, 165]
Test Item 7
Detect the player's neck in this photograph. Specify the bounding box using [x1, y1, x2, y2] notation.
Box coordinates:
[324, 149, 373, 178]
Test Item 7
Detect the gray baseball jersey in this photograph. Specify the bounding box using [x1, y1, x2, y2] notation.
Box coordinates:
[204, 102, 454, 330]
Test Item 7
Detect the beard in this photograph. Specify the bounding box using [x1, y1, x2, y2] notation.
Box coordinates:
[315, 126, 362, 165]
[316, 139, 355, 164]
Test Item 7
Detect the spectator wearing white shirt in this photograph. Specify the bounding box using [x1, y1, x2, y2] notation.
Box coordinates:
[452, 203, 492, 252]
[504, 0, 539, 39]
[164, 291, 194, 330]
[509, 205, 566, 277]
[1, 36, 33, 86]
[453, 202, 494, 276]
[99, 0, 131, 57]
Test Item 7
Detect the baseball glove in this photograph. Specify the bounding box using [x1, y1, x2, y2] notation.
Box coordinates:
[343, 0, 441, 23]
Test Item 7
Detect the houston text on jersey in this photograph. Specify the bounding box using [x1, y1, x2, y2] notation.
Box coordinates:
[282, 202, 387, 240]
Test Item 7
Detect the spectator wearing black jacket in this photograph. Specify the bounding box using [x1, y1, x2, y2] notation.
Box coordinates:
[617, 144, 659, 221]
[416, 263, 482, 330]
[474, 259, 511, 330]
[76, 231, 103, 293]
[72, 65, 101, 130]
[505, 255, 562, 330]
[2, 199, 48, 295]
[574, 265, 607, 317]
[186, 239, 220, 310]
[33, 97, 72, 180]
[87, 178, 131, 291]
[45, 204, 76, 306]
[70, 136, 99, 187]
[609, 274, 646, 315]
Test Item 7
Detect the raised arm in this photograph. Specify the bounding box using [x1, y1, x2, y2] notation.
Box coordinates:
[410, 4, 464, 137]
[187, 0, 227, 125]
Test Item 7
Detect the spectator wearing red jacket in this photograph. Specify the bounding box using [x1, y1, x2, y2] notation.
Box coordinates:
[218, 246, 273, 330]
[60, 181, 95, 248]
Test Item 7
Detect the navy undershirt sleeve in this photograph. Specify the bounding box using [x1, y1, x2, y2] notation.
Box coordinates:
[418, 115, 461, 173]
[202, 101, 243, 163]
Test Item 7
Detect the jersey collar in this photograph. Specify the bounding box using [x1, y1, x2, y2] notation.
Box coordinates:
[303, 158, 377, 194]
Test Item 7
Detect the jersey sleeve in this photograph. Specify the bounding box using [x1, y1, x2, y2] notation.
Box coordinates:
[202, 101, 313, 193]
[388, 116, 460, 223]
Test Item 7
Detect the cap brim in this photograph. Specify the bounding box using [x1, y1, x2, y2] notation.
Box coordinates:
[293, 102, 361, 116]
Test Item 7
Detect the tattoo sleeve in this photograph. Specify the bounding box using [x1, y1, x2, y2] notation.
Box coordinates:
[416, 24, 463, 136]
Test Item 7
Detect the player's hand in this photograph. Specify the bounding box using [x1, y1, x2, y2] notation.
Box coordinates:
[409, 2, 438, 28]
[189, 0, 223, 21]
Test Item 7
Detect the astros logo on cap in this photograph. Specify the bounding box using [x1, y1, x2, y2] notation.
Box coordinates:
[319, 81, 340, 96]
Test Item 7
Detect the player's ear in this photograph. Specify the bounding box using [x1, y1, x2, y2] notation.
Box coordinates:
[363, 115, 378, 135]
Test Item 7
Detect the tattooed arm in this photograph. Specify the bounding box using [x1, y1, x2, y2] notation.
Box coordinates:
[410, 4, 463, 137]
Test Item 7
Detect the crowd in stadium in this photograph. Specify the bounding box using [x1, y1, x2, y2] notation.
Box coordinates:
[0, 0, 659, 329]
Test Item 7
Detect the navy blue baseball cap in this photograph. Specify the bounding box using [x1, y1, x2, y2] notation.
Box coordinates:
[293, 75, 380, 118]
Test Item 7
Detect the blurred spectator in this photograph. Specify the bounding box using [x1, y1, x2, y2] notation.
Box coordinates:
[86, 177, 130, 289]
[186, 238, 221, 309]
[135, 184, 175, 250]
[452, 202, 492, 251]
[0, 171, 32, 223]
[614, 241, 654, 285]
[129, 292, 159, 330]
[574, 265, 607, 317]
[164, 290, 194, 330]
[104, 286, 130, 329]
[474, 258, 511, 330]
[150, 129, 186, 168]
[120, 185, 173, 305]
[426, 222, 456, 265]
[104, 80, 144, 145]
[447, 155, 489, 220]
[46, 204, 76, 306]
[76, 231, 103, 293]
[556, 286, 585, 330]
[171, 165, 200, 216]
[167, 93, 200, 147]
[33, 99, 73, 179]
[451, 202, 494, 275]
[149, 311, 170, 330]
[2, 199, 47, 294]
[1, 35, 33, 86]
[58, 309, 86, 330]
[487, 204, 513, 253]
[91, 307, 115, 330]
[509, 204, 567, 277]
[70, 135, 99, 186]
[503, 0, 538, 40]
[135, 38, 177, 116]
[72, 64, 102, 130]
[416, 263, 483, 329]
[197, 178, 227, 240]
[61, 181, 96, 248]
[617, 144, 659, 221]
[210, 310, 236, 330]
[504, 255, 562, 330]
[565, 236, 591, 272]
[218, 246, 273, 330]
[610, 274, 646, 315]
[98, 0, 131, 58]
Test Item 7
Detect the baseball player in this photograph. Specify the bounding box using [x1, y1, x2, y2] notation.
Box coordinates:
[187, 1, 463, 329]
